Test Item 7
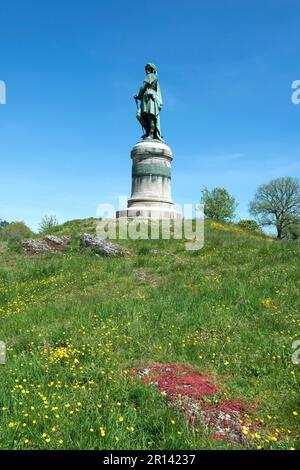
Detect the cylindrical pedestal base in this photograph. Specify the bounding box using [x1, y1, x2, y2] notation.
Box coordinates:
[117, 140, 182, 220]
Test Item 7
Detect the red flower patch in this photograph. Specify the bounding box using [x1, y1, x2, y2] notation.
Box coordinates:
[132, 363, 261, 447]
[133, 363, 219, 399]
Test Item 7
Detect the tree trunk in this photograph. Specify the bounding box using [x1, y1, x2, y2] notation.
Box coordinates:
[276, 224, 282, 239]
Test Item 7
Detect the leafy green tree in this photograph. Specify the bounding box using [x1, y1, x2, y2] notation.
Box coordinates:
[200, 187, 237, 222]
[238, 219, 261, 233]
[249, 177, 300, 239]
[0, 219, 9, 228]
[39, 215, 59, 234]
[0, 221, 33, 241]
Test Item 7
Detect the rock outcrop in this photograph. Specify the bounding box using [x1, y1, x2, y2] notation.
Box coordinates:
[79, 233, 131, 257]
[21, 236, 70, 255]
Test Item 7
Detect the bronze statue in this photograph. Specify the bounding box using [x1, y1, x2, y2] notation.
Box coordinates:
[134, 63, 163, 141]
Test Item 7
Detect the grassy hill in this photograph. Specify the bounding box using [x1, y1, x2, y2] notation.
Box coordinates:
[0, 218, 299, 450]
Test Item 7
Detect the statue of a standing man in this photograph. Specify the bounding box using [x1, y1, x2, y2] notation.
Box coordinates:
[134, 63, 163, 141]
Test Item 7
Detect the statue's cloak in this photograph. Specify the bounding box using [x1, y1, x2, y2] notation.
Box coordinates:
[138, 72, 163, 138]
[140, 73, 163, 117]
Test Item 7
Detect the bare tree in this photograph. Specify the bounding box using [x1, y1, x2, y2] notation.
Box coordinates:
[249, 177, 300, 239]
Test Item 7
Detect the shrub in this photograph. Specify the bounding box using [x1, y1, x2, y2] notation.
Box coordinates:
[39, 215, 59, 234]
[238, 219, 261, 233]
[283, 220, 300, 240]
[0, 221, 33, 241]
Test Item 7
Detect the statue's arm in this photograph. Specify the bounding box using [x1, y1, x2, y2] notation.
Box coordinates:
[134, 82, 147, 100]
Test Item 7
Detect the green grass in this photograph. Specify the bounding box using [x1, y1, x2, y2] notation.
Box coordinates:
[0, 218, 299, 450]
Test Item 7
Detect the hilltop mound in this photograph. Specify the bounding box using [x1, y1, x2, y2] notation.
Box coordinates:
[0, 217, 299, 450]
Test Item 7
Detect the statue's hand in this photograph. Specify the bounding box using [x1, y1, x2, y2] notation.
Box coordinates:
[133, 95, 139, 100]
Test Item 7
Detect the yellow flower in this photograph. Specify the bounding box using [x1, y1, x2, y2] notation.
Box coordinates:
[8, 422, 17, 427]
[292, 411, 298, 416]
[118, 416, 124, 422]
[260, 298, 273, 308]
[171, 419, 176, 425]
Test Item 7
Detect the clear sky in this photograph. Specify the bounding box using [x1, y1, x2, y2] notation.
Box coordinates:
[1, 0, 299, 231]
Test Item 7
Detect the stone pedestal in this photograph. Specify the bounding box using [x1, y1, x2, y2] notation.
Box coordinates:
[117, 140, 182, 220]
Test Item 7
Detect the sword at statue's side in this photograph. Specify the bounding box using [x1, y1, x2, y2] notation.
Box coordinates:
[134, 97, 145, 134]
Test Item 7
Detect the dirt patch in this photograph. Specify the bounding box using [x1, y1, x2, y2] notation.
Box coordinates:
[133, 270, 156, 284]
[0, 242, 7, 254]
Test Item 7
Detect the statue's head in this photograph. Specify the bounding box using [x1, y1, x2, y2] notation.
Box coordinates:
[145, 63, 157, 74]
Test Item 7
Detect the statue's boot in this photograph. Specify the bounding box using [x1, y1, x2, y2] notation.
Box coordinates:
[137, 111, 149, 138]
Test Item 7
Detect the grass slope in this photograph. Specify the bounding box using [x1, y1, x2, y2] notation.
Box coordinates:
[0, 219, 299, 450]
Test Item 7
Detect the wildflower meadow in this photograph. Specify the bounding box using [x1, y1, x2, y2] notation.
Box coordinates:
[0, 218, 299, 450]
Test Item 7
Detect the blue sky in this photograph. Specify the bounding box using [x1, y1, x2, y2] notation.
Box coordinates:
[0, 0, 299, 231]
